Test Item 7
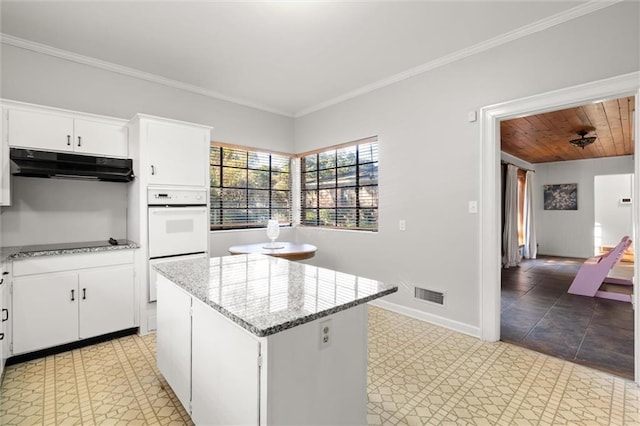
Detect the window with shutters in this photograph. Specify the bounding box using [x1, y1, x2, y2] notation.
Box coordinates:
[210, 144, 292, 230]
[299, 137, 378, 231]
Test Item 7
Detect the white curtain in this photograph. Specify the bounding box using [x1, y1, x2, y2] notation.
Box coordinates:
[523, 170, 537, 259]
[502, 164, 520, 268]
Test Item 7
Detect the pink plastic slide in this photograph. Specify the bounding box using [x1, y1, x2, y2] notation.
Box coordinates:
[567, 236, 633, 303]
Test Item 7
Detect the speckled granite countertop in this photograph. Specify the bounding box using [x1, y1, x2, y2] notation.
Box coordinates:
[2, 239, 140, 261]
[154, 253, 398, 337]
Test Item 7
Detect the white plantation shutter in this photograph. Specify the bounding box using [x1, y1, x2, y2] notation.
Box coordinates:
[299, 137, 378, 231]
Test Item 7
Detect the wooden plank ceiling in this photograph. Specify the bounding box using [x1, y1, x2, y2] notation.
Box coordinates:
[501, 96, 635, 164]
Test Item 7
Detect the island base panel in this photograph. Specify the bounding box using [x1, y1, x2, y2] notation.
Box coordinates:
[263, 304, 368, 425]
[192, 299, 260, 425]
[156, 276, 192, 414]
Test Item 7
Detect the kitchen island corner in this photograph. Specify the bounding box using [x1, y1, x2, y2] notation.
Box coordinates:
[154, 253, 397, 426]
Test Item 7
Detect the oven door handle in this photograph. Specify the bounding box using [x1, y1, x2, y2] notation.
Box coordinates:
[150, 207, 208, 215]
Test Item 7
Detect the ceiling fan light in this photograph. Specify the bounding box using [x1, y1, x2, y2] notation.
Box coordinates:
[569, 131, 596, 149]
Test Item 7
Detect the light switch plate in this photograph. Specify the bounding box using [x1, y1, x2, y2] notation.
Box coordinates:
[468, 201, 478, 214]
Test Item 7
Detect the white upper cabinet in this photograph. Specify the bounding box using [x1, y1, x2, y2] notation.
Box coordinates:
[146, 119, 210, 187]
[73, 118, 128, 158]
[5, 102, 128, 158]
[8, 109, 73, 151]
[0, 108, 10, 206]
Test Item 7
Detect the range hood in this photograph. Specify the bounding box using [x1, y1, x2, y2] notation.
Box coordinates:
[10, 148, 135, 182]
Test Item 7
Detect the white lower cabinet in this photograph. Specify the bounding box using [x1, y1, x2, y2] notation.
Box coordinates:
[78, 267, 135, 339]
[0, 261, 10, 377]
[11, 251, 136, 355]
[191, 299, 260, 425]
[157, 277, 367, 426]
[13, 272, 79, 354]
[156, 275, 192, 413]
[156, 276, 259, 424]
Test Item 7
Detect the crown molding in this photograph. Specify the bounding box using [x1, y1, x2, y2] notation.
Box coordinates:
[294, 0, 623, 117]
[0, 0, 621, 119]
[0, 33, 294, 118]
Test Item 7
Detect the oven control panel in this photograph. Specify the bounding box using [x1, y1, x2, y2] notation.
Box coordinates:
[147, 188, 208, 205]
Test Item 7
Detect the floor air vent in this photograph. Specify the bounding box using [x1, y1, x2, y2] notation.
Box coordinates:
[414, 287, 444, 305]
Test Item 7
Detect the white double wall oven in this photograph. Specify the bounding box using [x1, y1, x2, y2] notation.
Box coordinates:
[147, 187, 209, 302]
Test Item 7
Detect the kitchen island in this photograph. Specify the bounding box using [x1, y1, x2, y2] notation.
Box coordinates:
[154, 253, 397, 426]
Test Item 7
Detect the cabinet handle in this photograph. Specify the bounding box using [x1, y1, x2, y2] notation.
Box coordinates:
[77, 136, 82, 147]
[151, 165, 156, 175]
[1, 308, 7, 322]
[82, 288, 86, 300]
[2, 271, 8, 275]
[67, 135, 71, 146]
[0, 333, 4, 341]
[0, 278, 3, 285]
[71, 289, 75, 301]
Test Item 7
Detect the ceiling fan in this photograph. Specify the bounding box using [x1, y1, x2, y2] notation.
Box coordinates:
[569, 129, 597, 149]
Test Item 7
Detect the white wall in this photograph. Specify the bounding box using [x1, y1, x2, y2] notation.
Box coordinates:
[294, 3, 639, 332]
[1, 44, 294, 247]
[1, 177, 127, 246]
[594, 173, 633, 253]
[535, 156, 633, 258]
[0, 46, 294, 151]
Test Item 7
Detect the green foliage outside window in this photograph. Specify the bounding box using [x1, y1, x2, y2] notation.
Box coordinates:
[210, 145, 291, 230]
[300, 138, 378, 231]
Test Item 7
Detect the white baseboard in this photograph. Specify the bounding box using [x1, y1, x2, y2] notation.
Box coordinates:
[369, 299, 480, 338]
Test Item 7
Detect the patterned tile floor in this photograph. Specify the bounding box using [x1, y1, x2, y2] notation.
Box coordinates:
[1, 306, 639, 425]
[0, 333, 192, 425]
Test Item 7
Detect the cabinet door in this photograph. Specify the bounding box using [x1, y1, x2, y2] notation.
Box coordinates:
[74, 118, 128, 158]
[8, 109, 74, 152]
[157, 275, 192, 413]
[78, 265, 135, 339]
[13, 273, 79, 354]
[1, 264, 10, 364]
[191, 299, 260, 425]
[147, 121, 208, 187]
[0, 265, 6, 377]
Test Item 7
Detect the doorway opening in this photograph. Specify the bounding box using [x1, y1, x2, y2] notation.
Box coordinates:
[480, 72, 640, 383]
[498, 98, 635, 379]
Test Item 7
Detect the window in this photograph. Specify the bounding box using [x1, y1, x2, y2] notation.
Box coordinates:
[300, 137, 378, 231]
[210, 144, 292, 230]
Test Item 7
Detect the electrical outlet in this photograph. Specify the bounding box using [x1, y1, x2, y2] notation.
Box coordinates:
[399, 219, 406, 231]
[320, 319, 332, 348]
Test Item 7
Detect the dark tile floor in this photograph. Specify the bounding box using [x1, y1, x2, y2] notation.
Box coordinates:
[501, 256, 634, 380]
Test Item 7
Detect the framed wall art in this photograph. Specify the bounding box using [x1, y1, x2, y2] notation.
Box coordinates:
[543, 183, 577, 210]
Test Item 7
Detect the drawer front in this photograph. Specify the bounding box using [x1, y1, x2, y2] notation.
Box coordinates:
[13, 250, 135, 276]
